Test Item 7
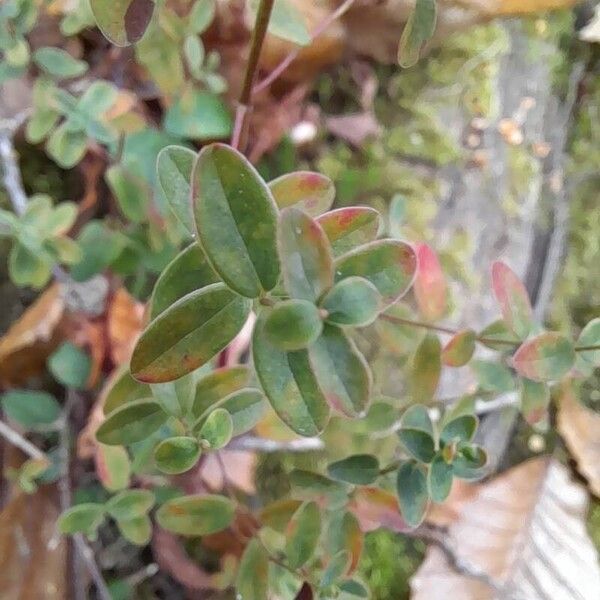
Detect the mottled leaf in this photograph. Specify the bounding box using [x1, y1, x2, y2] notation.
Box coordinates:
[325, 511, 363, 574]
[322, 550, 351, 588]
[285, 501, 321, 569]
[154, 436, 201, 474]
[264, 300, 323, 351]
[442, 329, 475, 367]
[513, 332, 575, 382]
[520, 378, 550, 425]
[321, 276, 381, 327]
[327, 454, 379, 485]
[96, 399, 167, 445]
[409, 334, 441, 403]
[269, 171, 334, 216]
[90, 0, 155, 46]
[198, 408, 233, 449]
[96, 444, 131, 491]
[317, 207, 381, 257]
[396, 461, 428, 527]
[192, 366, 251, 419]
[413, 243, 447, 321]
[491, 261, 533, 339]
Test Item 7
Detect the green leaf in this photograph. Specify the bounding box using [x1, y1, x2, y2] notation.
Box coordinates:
[491, 261, 533, 339]
[264, 300, 323, 351]
[334, 240, 417, 309]
[150, 372, 196, 418]
[1, 390, 61, 430]
[520, 378, 550, 425]
[131, 283, 252, 383]
[48, 342, 91, 389]
[452, 444, 487, 480]
[164, 90, 231, 140]
[33, 47, 87, 79]
[78, 81, 119, 115]
[96, 444, 131, 492]
[103, 368, 150, 415]
[409, 334, 441, 403]
[8, 243, 52, 288]
[154, 436, 201, 474]
[442, 329, 476, 367]
[321, 276, 381, 327]
[90, 0, 155, 46]
[397, 0, 437, 68]
[188, 0, 216, 33]
[286, 501, 321, 569]
[322, 550, 351, 589]
[396, 461, 428, 527]
[106, 164, 149, 223]
[96, 399, 167, 445]
[216, 388, 266, 437]
[324, 511, 362, 574]
[150, 243, 219, 319]
[46, 123, 87, 168]
[278, 207, 334, 302]
[327, 454, 379, 485]
[192, 143, 279, 298]
[192, 366, 251, 418]
[269, 171, 334, 216]
[266, 0, 310, 46]
[440, 415, 477, 445]
[513, 332, 575, 382]
[471, 359, 515, 393]
[116, 514, 151, 545]
[198, 408, 233, 449]
[252, 312, 330, 436]
[289, 470, 349, 506]
[156, 145, 196, 234]
[308, 324, 372, 418]
[398, 428, 435, 463]
[58, 503, 105, 537]
[478, 319, 517, 351]
[401, 404, 434, 436]
[237, 539, 269, 600]
[428, 454, 453, 503]
[317, 207, 381, 257]
[339, 579, 369, 598]
[105, 489, 154, 521]
[577, 318, 600, 368]
[156, 494, 235, 536]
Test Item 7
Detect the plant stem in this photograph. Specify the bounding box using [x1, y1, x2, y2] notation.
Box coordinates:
[231, 0, 275, 149]
[0, 420, 46, 460]
[575, 344, 600, 352]
[379, 460, 401, 476]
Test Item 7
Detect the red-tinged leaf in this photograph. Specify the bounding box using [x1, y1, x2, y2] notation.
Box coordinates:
[409, 334, 441, 403]
[95, 443, 130, 492]
[348, 487, 410, 533]
[442, 329, 476, 367]
[90, 0, 154, 46]
[317, 207, 381, 257]
[491, 261, 533, 339]
[325, 512, 363, 574]
[414, 243, 447, 321]
[269, 171, 334, 216]
[520, 378, 550, 425]
[512, 332, 575, 382]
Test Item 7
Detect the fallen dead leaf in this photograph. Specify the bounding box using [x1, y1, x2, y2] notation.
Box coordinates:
[348, 487, 409, 533]
[107, 288, 145, 366]
[201, 451, 257, 495]
[411, 457, 600, 600]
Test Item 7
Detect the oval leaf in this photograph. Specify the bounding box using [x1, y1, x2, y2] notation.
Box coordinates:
[440, 415, 477, 445]
[491, 261, 533, 339]
[442, 329, 476, 367]
[105, 489, 154, 521]
[192, 143, 279, 298]
[334, 240, 417, 309]
[154, 436, 201, 474]
[397, 0, 437, 68]
[321, 276, 381, 327]
[577, 318, 600, 368]
[278, 207, 334, 302]
[103, 367, 151, 415]
[401, 404, 434, 436]
[317, 207, 381, 257]
[327, 454, 379, 485]
[308, 324, 372, 418]
[198, 408, 233, 449]
[396, 461, 428, 527]
[192, 366, 251, 419]
[409, 334, 441, 403]
[269, 171, 334, 216]
[520, 378, 550, 425]
[237, 539, 269, 600]
[413, 243, 447, 321]
[96, 399, 167, 445]
[513, 332, 575, 382]
[264, 299, 323, 351]
[58, 503, 105, 537]
[398, 428, 435, 463]
[90, 0, 155, 46]
[217, 387, 266, 437]
[131, 283, 252, 383]
[285, 501, 321, 569]
[252, 312, 330, 437]
[95, 444, 131, 492]
[117, 515, 151, 546]
[428, 454, 453, 503]
[156, 494, 235, 536]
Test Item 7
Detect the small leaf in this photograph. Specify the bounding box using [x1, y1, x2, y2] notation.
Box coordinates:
[340, 580, 369, 598]
[154, 436, 201, 474]
[156, 145, 196, 233]
[253, 313, 330, 437]
[452, 444, 487, 480]
[397, 0, 437, 68]
[289, 470, 349, 506]
[321, 276, 381, 327]
[58, 503, 105, 537]
[269, 171, 334, 216]
[105, 489, 154, 521]
[264, 300, 323, 351]
[471, 359, 515, 392]
[520, 378, 550, 425]
[308, 324, 372, 418]
[217, 387, 266, 436]
[90, 0, 155, 46]
[325, 511, 363, 574]
[278, 207, 334, 302]
[106, 164, 149, 223]
[117, 514, 151, 545]
[266, 0, 310, 46]
[198, 408, 233, 449]
[48, 342, 91, 388]
[33, 47, 88, 79]
[96, 399, 167, 445]
[192, 366, 251, 418]
[322, 550, 351, 588]
[103, 368, 150, 415]
[512, 333, 576, 382]
[577, 318, 600, 368]
[413, 243, 447, 321]
[334, 240, 417, 309]
[188, 0, 216, 33]
[401, 404, 434, 437]
[491, 261, 533, 339]
[409, 334, 441, 404]
[428, 454, 453, 503]
[440, 415, 477, 445]
[1, 390, 60, 430]
[131, 283, 252, 383]
[237, 539, 269, 600]
[397, 428, 435, 463]
[151, 372, 196, 418]
[396, 461, 428, 527]
[286, 501, 321, 569]
[327, 454, 379, 485]
[442, 329, 476, 367]
[317, 207, 381, 257]
[192, 143, 279, 298]
[156, 494, 235, 536]
[96, 444, 131, 491]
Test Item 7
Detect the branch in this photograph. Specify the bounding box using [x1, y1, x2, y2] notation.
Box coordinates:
[228, 435, 325, 453]
[0, 420, 46, 460]
[0, 114, 29, 216]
